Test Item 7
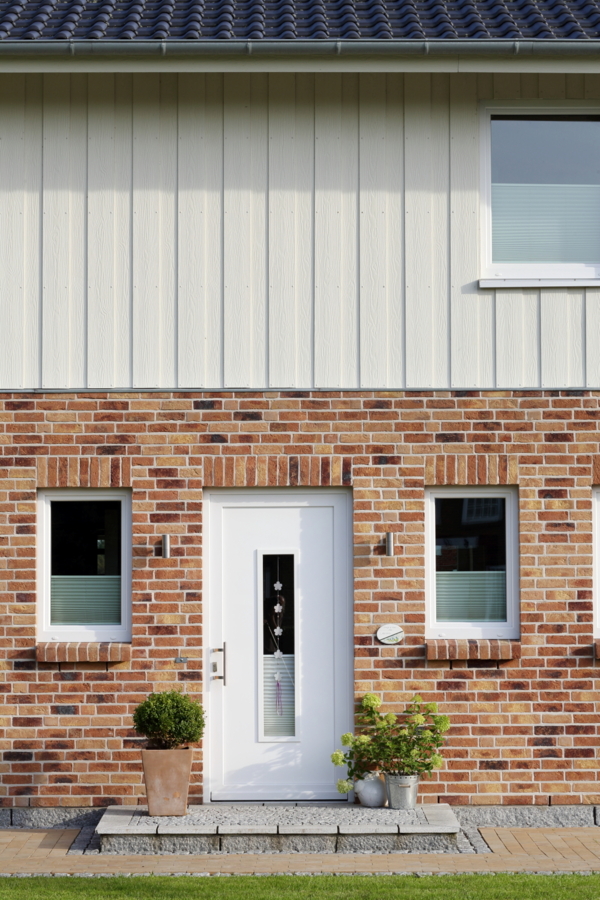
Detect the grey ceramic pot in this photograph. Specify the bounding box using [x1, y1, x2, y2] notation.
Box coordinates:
[354, 773, 387, 808]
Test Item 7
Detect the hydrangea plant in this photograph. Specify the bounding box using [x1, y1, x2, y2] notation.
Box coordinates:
[331, 694, 450, 794]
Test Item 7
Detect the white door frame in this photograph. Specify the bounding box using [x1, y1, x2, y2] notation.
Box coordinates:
[203, 488, 354, 803]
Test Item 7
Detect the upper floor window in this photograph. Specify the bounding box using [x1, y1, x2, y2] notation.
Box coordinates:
[37, 489, 131, 643]
[481, 105, 600, 285]
[426, 486, 519, 640]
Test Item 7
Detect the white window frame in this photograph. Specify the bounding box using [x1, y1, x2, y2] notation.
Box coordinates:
[37, 488, 132, 643]
[479, 101, 600, 289]
[425, 486, 520, 640]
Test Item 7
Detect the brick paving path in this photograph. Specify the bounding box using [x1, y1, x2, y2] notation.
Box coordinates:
[1, 827, 600, 874]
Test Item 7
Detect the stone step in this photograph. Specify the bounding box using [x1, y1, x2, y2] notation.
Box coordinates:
[96, 804, 461, 855]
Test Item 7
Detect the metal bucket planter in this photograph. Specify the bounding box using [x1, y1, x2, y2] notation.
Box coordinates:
[384, 774, 419, 809]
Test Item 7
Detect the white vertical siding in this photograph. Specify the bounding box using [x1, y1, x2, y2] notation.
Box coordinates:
[314, 74, 359, 388]
[268, 73, 314, 388]
[0, 71, 598, 391]
[0, 75, 26, 390]
[223, 74, 268, 388]
[22, 75, 43, 389]
[178, 73, 223, 388]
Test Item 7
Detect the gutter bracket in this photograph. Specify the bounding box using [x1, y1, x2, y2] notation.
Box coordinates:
[247, 41, 252, 54]
[335, 41, 341, 54]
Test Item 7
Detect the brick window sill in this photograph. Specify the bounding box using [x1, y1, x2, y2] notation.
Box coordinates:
[426, 639, 521, 662]
[36, 642, 132, 663]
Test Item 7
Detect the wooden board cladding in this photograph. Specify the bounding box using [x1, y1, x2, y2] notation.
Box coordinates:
[0, 72, 599, 391]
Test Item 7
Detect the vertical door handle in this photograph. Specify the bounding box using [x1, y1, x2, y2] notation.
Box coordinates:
[213, 643, 226, 685]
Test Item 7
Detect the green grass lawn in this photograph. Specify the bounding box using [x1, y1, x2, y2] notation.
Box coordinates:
[0, 875, 599, 900]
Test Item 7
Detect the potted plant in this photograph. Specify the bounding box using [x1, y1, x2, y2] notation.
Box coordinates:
[133, 689, 205, 816]
[331, 694, 387, 807]
[332, 693, 450, 809]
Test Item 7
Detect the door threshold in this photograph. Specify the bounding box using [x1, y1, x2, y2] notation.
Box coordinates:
[207, 800, 351, 806]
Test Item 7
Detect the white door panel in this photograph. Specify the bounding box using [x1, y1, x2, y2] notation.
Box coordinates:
[206, 490, 352, 801]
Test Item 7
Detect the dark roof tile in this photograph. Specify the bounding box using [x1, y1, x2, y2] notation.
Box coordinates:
[0, 0, 599, 40]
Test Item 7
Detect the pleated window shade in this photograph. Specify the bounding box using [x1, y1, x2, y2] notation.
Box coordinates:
[263, 655, 295, 738]
[491, 117, 600, 266]
[436, 571, 506, 622]
[492, 184, 600, 263]
[51, 576, 121, 625]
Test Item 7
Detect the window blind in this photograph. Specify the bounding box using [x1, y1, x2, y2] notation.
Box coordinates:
[436, 571, 506, 622]
[492, 183, 600, 264]
[51, 575, 121, 625]
[263, 654, 295, 738]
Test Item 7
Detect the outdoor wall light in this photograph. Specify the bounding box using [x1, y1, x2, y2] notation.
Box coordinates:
[385, 532, 394, 556]
[162, 535, 171, 558]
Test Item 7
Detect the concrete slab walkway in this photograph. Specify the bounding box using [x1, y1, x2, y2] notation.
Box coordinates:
[2, 827, 600, 874]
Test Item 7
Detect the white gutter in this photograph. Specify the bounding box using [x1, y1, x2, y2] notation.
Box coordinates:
[0, 39, 597, 57]
[0, 39, 597, 72]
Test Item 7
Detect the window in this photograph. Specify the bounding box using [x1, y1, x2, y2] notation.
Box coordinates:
[426, 487, 519, 639]
[480, 104, 600, 286]
[38, 490, 131, 642]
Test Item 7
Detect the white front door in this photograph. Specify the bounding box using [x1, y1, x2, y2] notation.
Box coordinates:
[206, 489, 352, 801]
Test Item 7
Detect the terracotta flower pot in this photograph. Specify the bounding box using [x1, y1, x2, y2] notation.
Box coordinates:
[141, 748, 193, 816]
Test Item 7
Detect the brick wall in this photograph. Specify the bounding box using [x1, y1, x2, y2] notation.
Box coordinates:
[0, 389, 597, 807]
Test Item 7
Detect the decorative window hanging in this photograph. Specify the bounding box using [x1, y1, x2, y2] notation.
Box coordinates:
[262, 555, 295, 738]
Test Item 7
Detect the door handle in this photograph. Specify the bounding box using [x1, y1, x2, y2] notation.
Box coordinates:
[213, 643, 226, 686]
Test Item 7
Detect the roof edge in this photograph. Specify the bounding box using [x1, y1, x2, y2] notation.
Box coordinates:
[0, 39, 599, 58]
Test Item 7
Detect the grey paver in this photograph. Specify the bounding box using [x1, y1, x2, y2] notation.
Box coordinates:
[278, 826, 338, 835]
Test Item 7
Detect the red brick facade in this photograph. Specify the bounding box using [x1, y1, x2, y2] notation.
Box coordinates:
[0, 389, 598, 808]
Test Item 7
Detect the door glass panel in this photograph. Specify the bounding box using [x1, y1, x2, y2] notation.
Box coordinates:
[262, 554, 295, 738]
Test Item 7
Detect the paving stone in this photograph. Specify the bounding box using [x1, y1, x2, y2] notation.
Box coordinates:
[220, 835, 289, 854]
[337, 834, 459, 854]
[67, 826, 96, 855]
[157, 825, 218, 835]
[279, 835, 338, 853]
[12, 809, 103, 829]
[101, 835, 219, 855]
[454, 805, 595, 829]
[218, 826, 279, 835]
[278, 826, 338, 835]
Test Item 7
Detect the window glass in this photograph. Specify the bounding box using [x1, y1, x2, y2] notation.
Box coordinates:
[50, 501, 122, 626]
[491, 116, 600, 264]
[262, 554, 295, 738]
[435, 497, 506, 622]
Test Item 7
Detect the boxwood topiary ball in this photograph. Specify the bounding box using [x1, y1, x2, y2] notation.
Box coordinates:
[133, 690, 205, 750]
